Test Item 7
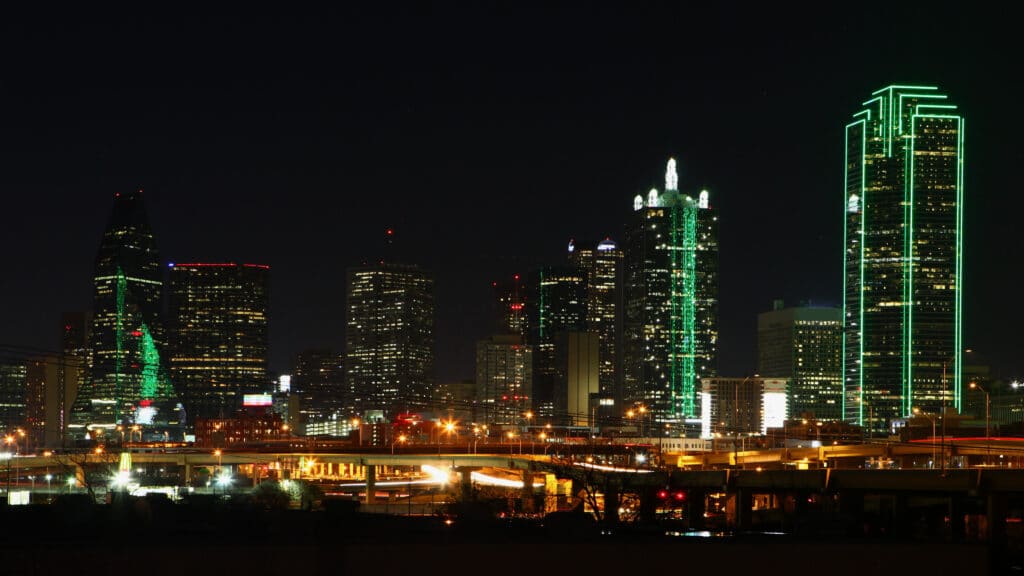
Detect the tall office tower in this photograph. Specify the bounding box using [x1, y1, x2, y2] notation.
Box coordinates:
[70, 190, 184, 438]
[568, 238, 624, 413]
[530, 266, 586, 419]
[168, 263, 270, 422]
[24, 357, 49, 450]
[758, 302, 843, 421]
[476, 334, 533, 426]
[0, 361, 27, 433]
[624, 158, 718, 429]
[291, 348, 345, 426]
[492, 274, 529, 338]
[55, 313, 90, 448]
[843, 86, 965, 433]
[345, 262, 434, 418]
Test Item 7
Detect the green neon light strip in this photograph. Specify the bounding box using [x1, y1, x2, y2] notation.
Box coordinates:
[888, 88, 894, 157]
[916, 104, 957, 114]
[139, 325, 159, 399]
[871, 84, 937, 96]
[898, 93, 947, 135]
[905, 115, 916, 417]
[861, 96, 884, 108]
[956, 117, 965, 410]
[842, 123, 851, 421]
[852, 109, 871, 121]
[681, 203, 697, 418]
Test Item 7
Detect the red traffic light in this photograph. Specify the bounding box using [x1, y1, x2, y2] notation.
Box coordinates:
[657, 490, 669, 500]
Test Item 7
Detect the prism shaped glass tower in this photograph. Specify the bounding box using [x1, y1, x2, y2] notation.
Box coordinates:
[843, 86, 965, 434]
[70, 190, 184, 440]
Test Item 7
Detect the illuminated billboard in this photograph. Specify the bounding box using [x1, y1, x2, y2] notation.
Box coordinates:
[243, 393, 273, 407]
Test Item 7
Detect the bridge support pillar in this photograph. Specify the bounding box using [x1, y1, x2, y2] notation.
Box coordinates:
[949, 495, 967, 543]
[637, 486, 657, 524]
[987, 491, 1008, 567]
[459, 468, 474, 499]
[603, 479, 621, 525]
[520, 469, 535, 514]
[365, 465, 376, 505]
[184, 463, 192, 485]
[730, 488, 752, 530]
[687, 489, 706, 530]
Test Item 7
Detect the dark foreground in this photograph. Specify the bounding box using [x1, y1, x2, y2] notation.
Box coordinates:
[0, 496, 1015, 575]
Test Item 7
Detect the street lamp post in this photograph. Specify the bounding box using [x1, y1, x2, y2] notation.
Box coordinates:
[914, 408, 937, 469]
[393, 434, 406, 455]
[970, 382, 991, 466]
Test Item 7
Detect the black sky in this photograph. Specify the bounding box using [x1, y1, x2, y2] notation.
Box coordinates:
[1, 3, 1018, 382]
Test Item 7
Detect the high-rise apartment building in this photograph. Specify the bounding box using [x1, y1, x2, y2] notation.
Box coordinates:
[843, 85, 965, 433]
[758, 302, 842, 421]
[168, 263, 270, 422]
[624, 158, 718, 429]
[70, 190, 183, 438]
[345, 262, 433, 418]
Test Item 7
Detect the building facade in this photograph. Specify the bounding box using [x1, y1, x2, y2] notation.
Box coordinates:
[291, 348, 346, 428]
[624, 158, 718, 429]
[168, 263, 270, 422]
[476, 334, 533, 426]
[758, 302, 842, 421]
[345, 263, 434, 418]
[568, 238, 624, 416]
[700, 377, 787, 438]
[70, 189, 184, 439]
[530, 266, 586, 419]
[843, 86, 965, 433]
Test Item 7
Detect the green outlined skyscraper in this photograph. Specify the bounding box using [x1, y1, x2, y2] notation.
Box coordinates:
[843, 85, 965, 434]
[624, 158, 718, 429]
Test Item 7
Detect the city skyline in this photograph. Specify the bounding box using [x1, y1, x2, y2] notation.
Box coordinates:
[1, 5, 1018, 386]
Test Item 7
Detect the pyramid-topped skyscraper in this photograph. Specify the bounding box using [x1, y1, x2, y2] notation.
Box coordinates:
[69, 189, 184, 441]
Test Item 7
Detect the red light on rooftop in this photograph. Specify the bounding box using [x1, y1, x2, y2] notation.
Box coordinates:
[513, 274, 520, 281]
[386, 228, 394, 235]
[129, 330, 143, 337]
[139, 399, 152, 407]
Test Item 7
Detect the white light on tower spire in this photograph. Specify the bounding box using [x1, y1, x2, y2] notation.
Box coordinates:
[665, 158, 678, 191]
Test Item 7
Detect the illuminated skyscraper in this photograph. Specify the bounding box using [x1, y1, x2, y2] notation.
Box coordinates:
[0, 361, 27, 433]
[70, 190, 183, 438]
[476, 334, 533, 426]
[168, 263, 270, 421]
[624, 158, 718, 429]
[291, 348, 345, 425]
[843, 85, 965, 433]
[758, 302, 842, 421]
[569, 238, 624, 412]
[345, 262, 433, 417]
[530, 266, 586, 419]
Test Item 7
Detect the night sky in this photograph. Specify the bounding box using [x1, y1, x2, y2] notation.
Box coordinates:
[1, 4, 1018, 383]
